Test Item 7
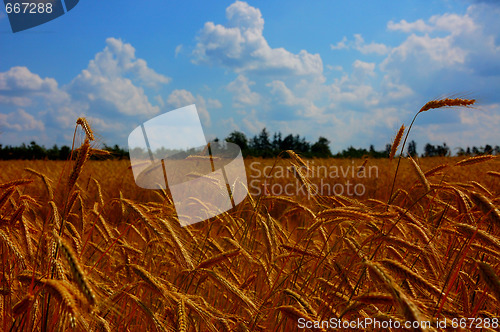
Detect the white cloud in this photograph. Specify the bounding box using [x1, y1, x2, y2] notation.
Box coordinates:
[0, 109, 44, 131]
[68, 38, 168, 117]
[380, 33, 468, 81]
[411, 105, 500, 152]
[175, 44, 183, 57]
[83, 37, 170, 88]
[167, 89, 196, 107]
[353, 34, 390, 55]
[380, 4, 500, 101]
[0, 95, 31, 107]
[323, 60, 381, 109]
[352, 60, 376, 82]
[388, 14, 477, 36]
[0, 39, 172, 146]
[242, 109, 265, 134]
[326, 65, 343, 71]
[330, 34, 390, 55]
[0, 66, 70, 107]
[387, 19, 432, 33]
[166, 89, 213, 127]
[221, 117, 240, 132]
[458, 104, 500, 128]
[0, 66, 58, 92]
[267, 80, 323, 118]
[330, 36, 348, 50]
[193, 1, 323, 76]
[227, 74, 260, 107]
[429, 13, 477, 35]
[0, 66, 74, 140]
[207, 98, 222, 109]
[71, 73, 160, 117]
[381, 78, 414, 100]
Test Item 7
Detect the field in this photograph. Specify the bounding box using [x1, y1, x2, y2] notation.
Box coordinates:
[1, 152, 499, 331]
[1, 99, 500, 331]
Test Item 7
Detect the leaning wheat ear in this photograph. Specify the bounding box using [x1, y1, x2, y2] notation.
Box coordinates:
[389, 124, 405, 161]
[55, 233, 95, 306]
[418, 98, 475, 113]
[388, 97, 476, 204]
[76, 117, 95, 141]
[68, 138, 91, 193]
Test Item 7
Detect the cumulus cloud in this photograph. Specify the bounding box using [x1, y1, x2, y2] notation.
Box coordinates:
[267, 80, 323, 118]
[68, 38, 170, 118]
[0, 66, 58, 92]
[0, 109, 44, 131]
[175, 45, 183, 57]
[227, 74, 260, 107]
[81, 37, 170, 87]
[380, 4, 500, 100]
[353, 34, 390, 55]
[0, 66, 70, 106]
[2, 2, 499, 154]
[410, 106, 500, 152]
[387, 19, 433, 33]
[166, 89, 218, 127]
[382, 34, 467, 73]
[194, 1, 498, 152]
[0, 66, 75, 143]
[330, 36, 348, 50]
[0, 38, 174, 146]
[331, 34, 390, 55]
[352, 60, 376, 82]
[388, 14, 477, 36]
[242, 109, 266, 134]
[193, 1, 323, 76]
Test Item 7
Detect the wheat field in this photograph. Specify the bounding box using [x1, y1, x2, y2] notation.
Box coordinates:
[1, 99, 499, 331]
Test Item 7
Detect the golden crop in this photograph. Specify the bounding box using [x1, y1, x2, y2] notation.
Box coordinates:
[0, 98, 499, 331]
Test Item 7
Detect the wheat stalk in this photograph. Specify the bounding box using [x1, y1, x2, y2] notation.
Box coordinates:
[419, 98, 475, 113]
[408, 156, 431, 192]
[283, 289, 317, 317]
[76, 117, 95, 141]
[196, 248, 241, 270]
[381, 259, 443, 297]
[25, 168, 54, 200]
[455, 155, 497, 167]
[487, 171, 500, 178]
[56, 233, 95, 305]
[68, 138, 91, 193]
[477, 262, 500, 302]
[177, 299, 187, 332]
[469, 191, 500, 226]
[389, 125, 405, 161]
[424, 163, 449, 177]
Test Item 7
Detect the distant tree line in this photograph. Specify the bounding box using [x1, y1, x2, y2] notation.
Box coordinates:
[0, 142, 128, 160]
[224, 129, 500, 158]
[0, 129, 498, 160]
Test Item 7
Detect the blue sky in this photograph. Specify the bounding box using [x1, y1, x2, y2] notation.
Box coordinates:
[1, 0, 499, 154]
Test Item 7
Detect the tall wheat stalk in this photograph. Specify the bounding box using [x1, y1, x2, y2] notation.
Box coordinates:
[388, 98, 475, 204]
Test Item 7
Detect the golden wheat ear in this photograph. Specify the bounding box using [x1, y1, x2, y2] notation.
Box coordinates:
[54, 233, 96, 306]
[76, 117, 95, 141]
[68, 138, 91, 193]
[477, 262, 500, 302]
[419, 97, 475, 113]
[408, 156, 431, 192]
[389, 124, 405, 161]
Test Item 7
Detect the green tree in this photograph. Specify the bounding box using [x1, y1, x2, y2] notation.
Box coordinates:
[225, 131, 248, 150]
[407, 140, 417, 157]
[311, 137, 332, 158]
